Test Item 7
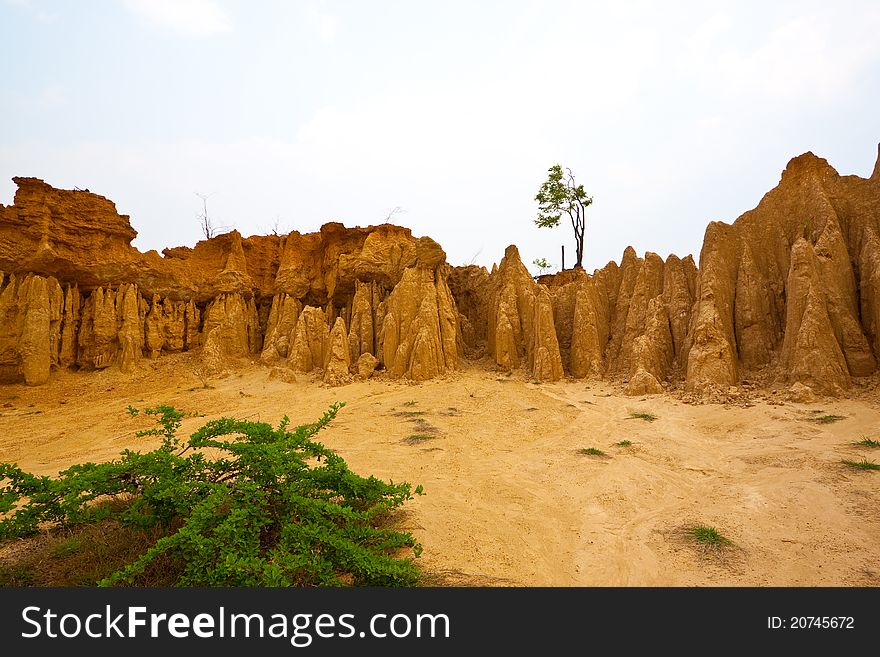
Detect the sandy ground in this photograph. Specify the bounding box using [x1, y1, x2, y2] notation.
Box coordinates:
[1, 353, 879, 586]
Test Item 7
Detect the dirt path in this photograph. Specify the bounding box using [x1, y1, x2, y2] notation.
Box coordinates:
[1, 355, 879, 585]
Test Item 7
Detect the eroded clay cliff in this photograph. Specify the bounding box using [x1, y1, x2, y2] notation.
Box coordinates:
[2, 144, 879, 395]
[448, 145, 880, 395]
[0, 178, 462, 385]
[682, 148, 880, 395]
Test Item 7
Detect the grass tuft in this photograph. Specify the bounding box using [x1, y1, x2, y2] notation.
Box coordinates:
[627, 411, 657, 422]
[854, 438, 880, 448]
[402, 434, 435, 445]
[0, 508, 179, 587]
[52, 537, 83, 559]
[809, 414, 846, 424]
[692, 525, 731, 548]
[615, 440, 632, 447]
[841, 458, 880, 471]
[578, 447, 607, 457]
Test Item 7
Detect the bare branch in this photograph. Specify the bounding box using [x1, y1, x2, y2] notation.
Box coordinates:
[194, 192, 216, 239]
[384, 206, 406, 223]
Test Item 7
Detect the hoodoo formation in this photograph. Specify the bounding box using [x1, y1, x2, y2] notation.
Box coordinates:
[1, 145, 879, 396]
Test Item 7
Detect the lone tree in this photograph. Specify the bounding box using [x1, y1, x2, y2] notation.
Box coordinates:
[534, 165, 593, 269]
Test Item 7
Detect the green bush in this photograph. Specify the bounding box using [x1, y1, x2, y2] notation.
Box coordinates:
[0, 403, 423, 587]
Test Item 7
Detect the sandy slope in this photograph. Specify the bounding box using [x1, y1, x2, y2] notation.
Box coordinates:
[1, 354, 879, 586]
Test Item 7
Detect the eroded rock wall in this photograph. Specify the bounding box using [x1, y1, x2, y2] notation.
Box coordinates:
[0, 178, 464, 385]
[2, 144, 879, 394]
[683, 148, 880, 394]
[485, 245, 564, 380]
[447, 145, 880, 395]
[464, 243, 695, 388]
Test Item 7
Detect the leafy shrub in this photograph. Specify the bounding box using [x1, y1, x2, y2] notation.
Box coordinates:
[0, 403, 423, 587]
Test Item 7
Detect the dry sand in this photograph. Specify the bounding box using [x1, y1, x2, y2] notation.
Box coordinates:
[2, 353, 879, 586]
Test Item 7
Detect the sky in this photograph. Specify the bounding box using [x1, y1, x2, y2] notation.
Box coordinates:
[1, 0, 878, 273]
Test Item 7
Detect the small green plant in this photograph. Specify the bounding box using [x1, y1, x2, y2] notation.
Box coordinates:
[616, 440, 632, 447]
[0, 564, 36, 586]
[841, 459, 880, 471]
[801, 217, 813, 240]
[396, 410, 426, 417]
[532, 257, 552, 276]
[0, 403, 424, 587]
[627, 412, 657, 422]
[0, 507, 174, 587]
[403, 434, 435, 445]
[692, 525, 731, 548]
[402, 400, 418, 407]
[52, 537, 82, 558]
[191, 367, 213, 390]
[809, 414, 846, 424]
[855, 438, 880, 448]
[125, 405, 140, 417]
[578, 447, 606, 457]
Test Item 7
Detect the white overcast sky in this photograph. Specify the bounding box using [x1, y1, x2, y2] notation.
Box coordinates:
[1, 0, 879, 273]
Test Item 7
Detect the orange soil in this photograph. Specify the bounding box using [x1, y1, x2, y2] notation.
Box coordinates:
[2, 354, 879, 586]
